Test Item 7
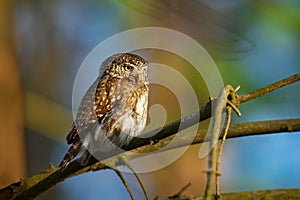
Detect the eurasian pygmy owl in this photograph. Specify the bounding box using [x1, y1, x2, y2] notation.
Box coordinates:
[59, 53, 149, 168]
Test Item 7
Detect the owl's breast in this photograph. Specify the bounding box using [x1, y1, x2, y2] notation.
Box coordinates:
[133, 90, 148, 131]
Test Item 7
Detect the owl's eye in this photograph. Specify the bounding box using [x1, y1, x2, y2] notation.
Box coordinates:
[123, 65, 133, 72]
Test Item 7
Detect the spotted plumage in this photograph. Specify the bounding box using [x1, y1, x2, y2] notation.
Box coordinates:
[59, 53, 149, 168]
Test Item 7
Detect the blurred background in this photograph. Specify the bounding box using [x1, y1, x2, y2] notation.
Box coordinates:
[0, 0, 300, 199]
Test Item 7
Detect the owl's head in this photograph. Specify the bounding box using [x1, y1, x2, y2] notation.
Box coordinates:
[99, 53, 149, 85]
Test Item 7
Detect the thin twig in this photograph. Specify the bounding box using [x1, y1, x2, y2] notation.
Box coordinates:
[215, 108, 232, 199]
[113, 169, 135, 200]
[168, 182, 191, 199]
[239, 73, 300, 104]
[120, 156, 151, 200]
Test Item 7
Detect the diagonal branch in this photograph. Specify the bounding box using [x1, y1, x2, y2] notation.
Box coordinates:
[239, 73, 300, 103]
[3, 118, 300, 200]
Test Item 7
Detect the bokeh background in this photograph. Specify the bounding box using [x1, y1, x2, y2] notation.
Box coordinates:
[1, 0, 300, 199]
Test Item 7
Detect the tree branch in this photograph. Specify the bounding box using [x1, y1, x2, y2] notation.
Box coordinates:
[1, 73, 299, 199]
[165, 188, 300, 200]
[203, 85, 238, 200]
[239, 73, 300, 104]
[2, 118, 300, 200]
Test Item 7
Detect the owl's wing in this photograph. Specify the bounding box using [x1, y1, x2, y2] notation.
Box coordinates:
[59, 76, 113, 168]
[66, 76, 111, 145]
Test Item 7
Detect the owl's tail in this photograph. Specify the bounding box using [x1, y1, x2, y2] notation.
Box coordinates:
[59, 139, 81, 169]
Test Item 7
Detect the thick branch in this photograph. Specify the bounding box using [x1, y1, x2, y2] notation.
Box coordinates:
[2, 118, 300, 200]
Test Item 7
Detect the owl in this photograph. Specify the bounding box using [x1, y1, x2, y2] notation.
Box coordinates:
[59, 53, 149, 168]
